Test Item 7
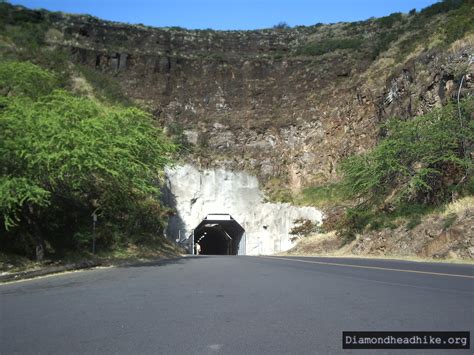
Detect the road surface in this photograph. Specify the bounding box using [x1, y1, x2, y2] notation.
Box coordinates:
[1, 256, 473, 354]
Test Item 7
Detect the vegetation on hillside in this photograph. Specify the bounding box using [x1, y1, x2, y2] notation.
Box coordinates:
[285, 1, 474, 246]
[300, 99, 473, 242]
[340, 102, 472, 204]
[296, 0, 473, 60]
[296, 38, 363, 57]
[0, 61, 176, 262]
[0, 2, 129, 106]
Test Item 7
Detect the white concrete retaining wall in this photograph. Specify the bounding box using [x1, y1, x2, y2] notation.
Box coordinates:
[164, 164, 322, 255]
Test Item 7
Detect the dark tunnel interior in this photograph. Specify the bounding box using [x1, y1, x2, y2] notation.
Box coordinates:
[193, 215, 245, 255]
[196, 226, 231, 255]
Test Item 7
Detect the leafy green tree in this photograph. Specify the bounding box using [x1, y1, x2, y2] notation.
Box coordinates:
[0, 62, 176, 260]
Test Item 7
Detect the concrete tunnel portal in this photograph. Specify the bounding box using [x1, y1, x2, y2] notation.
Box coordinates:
[193, 214, 245, 255]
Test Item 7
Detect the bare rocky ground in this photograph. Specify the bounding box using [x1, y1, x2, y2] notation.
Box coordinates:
[283, 197, 474, 263]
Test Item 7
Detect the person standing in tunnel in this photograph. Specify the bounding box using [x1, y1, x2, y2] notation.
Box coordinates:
[195, 242, 201, 255]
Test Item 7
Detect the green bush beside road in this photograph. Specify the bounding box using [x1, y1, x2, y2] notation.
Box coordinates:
[0, 61, 176, 261]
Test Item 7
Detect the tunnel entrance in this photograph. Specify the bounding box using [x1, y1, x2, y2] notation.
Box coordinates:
[193, 214, 245, 255]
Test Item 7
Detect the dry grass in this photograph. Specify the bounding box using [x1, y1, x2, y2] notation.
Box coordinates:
[71, 73, 95, 98]
[283, 196, 474, 263]
[44, 28, 64, 43]
[449, 33, 474, 54]
[281, 229, 474, 264]
[281, 231, 342, 256]
[442, 196, 474, 217]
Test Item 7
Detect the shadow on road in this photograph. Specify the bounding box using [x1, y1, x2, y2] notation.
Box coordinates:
[117, 256, 208, 269]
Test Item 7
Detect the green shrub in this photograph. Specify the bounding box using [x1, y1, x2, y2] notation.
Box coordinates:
[0, 61, 56, 98]
[443, 2, 474, 43]
[335, 206, 372, 244]
[376, 12, 403, 28]
[420, 0, 463, 17]
[308, 99, 472, 241]
[462, 176, 474, 195]
[0, 61, 176, 260]
[0, 4, 48, 52]
[297, 37, 363, 56]
[273, 22, 290, 29]
[393, 202, 436, 218]
[397, 34, 420, 59]
[339, 100, 473, 205]
[371, 29, 403, 58]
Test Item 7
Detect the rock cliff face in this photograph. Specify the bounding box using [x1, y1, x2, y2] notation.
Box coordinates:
[8, 4, 473, 192]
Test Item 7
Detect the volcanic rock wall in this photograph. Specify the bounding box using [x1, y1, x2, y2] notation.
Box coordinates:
[37, 7, 473, 190]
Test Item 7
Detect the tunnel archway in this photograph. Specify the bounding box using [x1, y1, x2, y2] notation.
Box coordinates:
[193, 214, 245, 255]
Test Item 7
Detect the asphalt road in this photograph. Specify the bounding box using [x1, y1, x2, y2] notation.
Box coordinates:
[1, 256, 473, 354]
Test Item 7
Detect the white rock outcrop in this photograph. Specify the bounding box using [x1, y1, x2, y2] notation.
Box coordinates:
[164, 165, 322, 255]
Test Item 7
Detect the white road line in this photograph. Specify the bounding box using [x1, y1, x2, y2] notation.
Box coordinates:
[261, 256, 474, 279]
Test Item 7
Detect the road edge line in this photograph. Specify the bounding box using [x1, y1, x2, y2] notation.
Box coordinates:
[260, 256, 474, 279]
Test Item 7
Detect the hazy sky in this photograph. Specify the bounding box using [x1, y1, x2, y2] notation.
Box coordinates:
[10, 0, 440, 30]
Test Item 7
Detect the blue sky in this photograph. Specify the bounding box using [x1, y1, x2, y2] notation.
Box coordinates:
[9, 0, 440, 30]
